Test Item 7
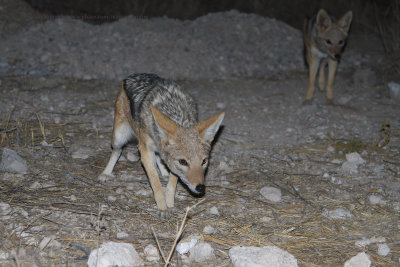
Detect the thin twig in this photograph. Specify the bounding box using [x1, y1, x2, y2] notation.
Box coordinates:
[152, 227, 167, 263]
[164, 199, 206, 267]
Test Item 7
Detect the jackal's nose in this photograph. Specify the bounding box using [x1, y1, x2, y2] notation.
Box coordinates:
[195, 184, 205, 194]
[334, 54, 340, 60]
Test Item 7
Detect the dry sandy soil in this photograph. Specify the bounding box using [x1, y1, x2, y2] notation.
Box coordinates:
[0, 1, 399, 266]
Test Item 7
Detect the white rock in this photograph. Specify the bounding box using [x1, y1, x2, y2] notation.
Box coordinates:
[116, 231, 129, 239]
[345, 152, 365, 165]
[260, 186, 282, 202]
[144, 244, 159, 262]
[71, 148, 89, 159]
[209, 206, 220, 216]
[0, 250, 8, 259]
[189, 242, 215, 262]
[368, 195, 385, 205]
[331, 159, 342, 164]
[341, 161, 359, 175]
[388, 81, 400, 100]
[87, 242, 143, 267]
[127, 152, 139, 162]
[203, 225, 217, 234]
[176, 237, 198, 255]
[322, 208, 352, 219]
[134, 189, 151, 196]
[344, 252, 371, 267]
[261, 217, 273, 222]
[0, 148, 27, 173]
[216, 102, 226, 109]
[0, 202, 11, 216]
[323, 173, 330, 178]
[355, 237, 386, 247]
[229, 246, 298, 267]
[107, 195, 117, 201]
[377, 243, 390, 256]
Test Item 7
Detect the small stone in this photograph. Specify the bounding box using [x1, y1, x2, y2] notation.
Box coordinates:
[134, 189, 151, 196]
[260, 186, 282, 202]
[116, 232, 129, 240]
[346, 152, 365, 165]
[388, 81, 400, 101]
[189, 242, 215, 262]
[377, 243, 390, 256]
[0, 148, 28, 173]
[368, 195, 384, 205]
[127, 152, 139, 162]
[327, 146, 335, 152]
[203, 225, 217, 234]
[322, 208, 352, 219]
[176, 236, 198, 255]
[71, 148, 89, 159]
[0, 202, 11, 216]
[209, 206, 219, 216]
[229, 246, 298, 267]
[0, 250, 9, 260]
[261, 217, 273, 222]
[87, 242, 143, 267]
[323, 173, 330, 178]
[341, 161, 359, 175]
[344, 252, 371, 267]
[69, 195, 77, 201]
[144, 244, 159, 262]
[355, 237, 386, 247]
[107, 195, 117, 202]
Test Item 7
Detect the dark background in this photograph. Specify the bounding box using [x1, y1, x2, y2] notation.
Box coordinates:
[25, 0, 396, 32]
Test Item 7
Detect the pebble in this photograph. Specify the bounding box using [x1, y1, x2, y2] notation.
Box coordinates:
[71, 148, 89, 159]
[0, 148, 28, 173]
[209, 206, 220, 216]
[344, 252, 371, 267]
[377, 243, 390, 256]
[0, 202, 11, 216]
[176, 236, 199, 255]
[189, 242, 215, 262]
[322, 208, 352, 219]
[116, 232, 129, 240]
[144, 244, 159, 262]
[203, 225, 217, 234]
[87, 242, 143, 267]
[260, 186, 282, 202]
[127, 152, 139, 162]
[229, 246, 298, 267]
[368, 195, 385, 205]
[388, 81, 400, 101]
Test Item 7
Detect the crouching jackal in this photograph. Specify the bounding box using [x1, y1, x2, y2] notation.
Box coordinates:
[99, 73, 225, 219]
[303, 9, 353, 103]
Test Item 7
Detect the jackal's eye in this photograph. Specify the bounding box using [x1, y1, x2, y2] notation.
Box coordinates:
[339, 40, 344, 45]
[202, 158, 208, 165]
[178, 159, 188, 166]
[325, 39, 332, 45]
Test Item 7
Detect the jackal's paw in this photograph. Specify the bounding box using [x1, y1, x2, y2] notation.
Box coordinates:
[157, 209, 169, 220]
[302, 99, 313, 106]
[97, 173, 114, 182]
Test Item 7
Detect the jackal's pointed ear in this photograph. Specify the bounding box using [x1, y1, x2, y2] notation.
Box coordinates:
[196, 112, 225, 144]
[337, 11, 353, 34]
[316, 9, 331, 32]
[150, 105, 178, 141]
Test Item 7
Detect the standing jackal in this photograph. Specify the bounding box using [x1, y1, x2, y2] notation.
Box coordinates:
[99, 73, 224, 219]
[303, 9, 353, 103]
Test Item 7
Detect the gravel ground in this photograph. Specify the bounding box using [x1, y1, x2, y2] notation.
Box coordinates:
[0, 1, 399, 266]
[0, 7, 368, 81]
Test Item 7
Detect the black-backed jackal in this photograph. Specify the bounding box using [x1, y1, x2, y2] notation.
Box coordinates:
[303, 9, 353, 103]
[99, 73, 224, 219]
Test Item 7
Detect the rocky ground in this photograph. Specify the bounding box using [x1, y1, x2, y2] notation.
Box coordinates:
[0, 1, 399, 266]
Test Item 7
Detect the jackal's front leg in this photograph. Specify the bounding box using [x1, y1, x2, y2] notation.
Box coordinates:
[139, 142, 168, 219]
[165, 173, 178, 210]
[326, 59, 338, 103]
[305, 56, 320, 103]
